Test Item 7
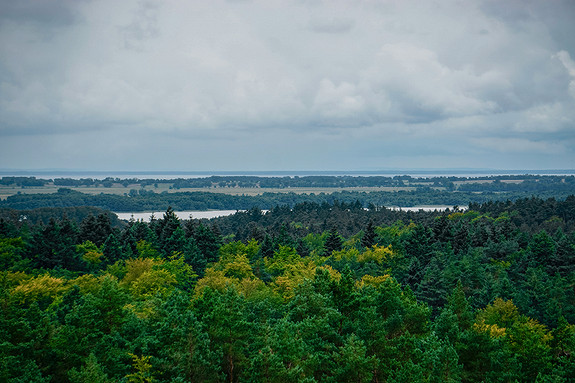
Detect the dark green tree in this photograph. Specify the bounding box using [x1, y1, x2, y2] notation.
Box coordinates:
[361, 220, 376, 248]
[193, 287, 252, 382]
[101, 233, 124, 265]
[324, 227, 343, 255]
[193, 223, 222, 264]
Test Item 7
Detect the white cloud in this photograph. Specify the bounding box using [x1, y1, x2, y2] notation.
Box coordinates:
[360, 43, 501, 122]
[556, 50, 575, 98]
[511, 103, 574, 133]
[312, 79, 366, 123]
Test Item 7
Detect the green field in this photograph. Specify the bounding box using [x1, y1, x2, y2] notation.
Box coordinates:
[0, 183, 417, 200]
[1, 175, 572, 203]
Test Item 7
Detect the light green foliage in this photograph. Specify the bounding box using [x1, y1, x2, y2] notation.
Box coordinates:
[119, 255, 183, 299]
[12, 273, 68, 305]
[160, 251, 197, 290]
[358, 244, 398, 264]
[265, 245, 301, 275]
[136, 240, 159, 258]
[330, 247, 361, 262]
[76, 240, 103, 267]
[217, 242, 256, 280]
[302, 232, 328, 256]
[374, 220, 413, 248]
[194, 242, 267, 298]
[474, 298, 555, 381]
[121, 257, 156, 286]
[130, 268, 177, 298]
[0, 270, 31, 289]
[265, 246, 323, 299]
[219, 239, 260, 264]
[126, 354, 154, 383]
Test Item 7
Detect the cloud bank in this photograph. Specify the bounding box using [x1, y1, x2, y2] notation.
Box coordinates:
[1, 0, 574, 171]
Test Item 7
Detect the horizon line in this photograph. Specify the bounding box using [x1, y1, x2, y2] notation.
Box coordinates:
[1, 168, 575, 176]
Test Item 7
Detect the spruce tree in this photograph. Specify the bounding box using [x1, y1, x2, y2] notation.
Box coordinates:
[361, 220, 376, 248]
[324, 227, 343, 254]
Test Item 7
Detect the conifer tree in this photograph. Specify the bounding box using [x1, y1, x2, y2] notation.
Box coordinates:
[361, 220, 376, 248]
[324, 227, 343, 254]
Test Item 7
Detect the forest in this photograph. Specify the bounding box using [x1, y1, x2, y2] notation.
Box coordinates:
[1, 175, 575, 213]
[1, 193, 575, 382]
[2, 186, 575, 214]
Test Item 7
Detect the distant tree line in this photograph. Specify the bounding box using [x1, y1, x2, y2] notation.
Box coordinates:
[2, 186, 575, 212]
[458, 177, 575, 193]
[0, 176, 47, 187]
[0, 206, 122, 227]
[2, 174, 575, 191]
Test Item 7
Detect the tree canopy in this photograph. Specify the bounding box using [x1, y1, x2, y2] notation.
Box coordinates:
[1, 195, 575, 382]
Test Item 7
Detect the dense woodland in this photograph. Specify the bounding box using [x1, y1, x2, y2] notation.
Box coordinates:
[2, 186, 575, 213]
[0, 206, 122, 227]
[2, 194, 575, 382]
[1, 175, 575, 213]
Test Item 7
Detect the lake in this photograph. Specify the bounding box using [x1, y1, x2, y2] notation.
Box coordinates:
[114, 206, 463, 221]
[114, 210, 242, 221]
[388, 205, 467, 212]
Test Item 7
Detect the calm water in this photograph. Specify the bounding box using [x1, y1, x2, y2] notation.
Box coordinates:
[2, 169, 575, 180]
[388, 205, 467, 212]
[114, 210, 242, 221]
[114, 206, 462, 221]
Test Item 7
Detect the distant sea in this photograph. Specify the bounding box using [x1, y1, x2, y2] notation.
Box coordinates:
[1, 169, 575, 180]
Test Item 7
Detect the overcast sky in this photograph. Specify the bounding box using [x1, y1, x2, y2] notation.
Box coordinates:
[1, 0, 574, 172]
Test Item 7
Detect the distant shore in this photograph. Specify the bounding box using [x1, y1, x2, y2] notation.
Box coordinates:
[1, 169, 575, 180]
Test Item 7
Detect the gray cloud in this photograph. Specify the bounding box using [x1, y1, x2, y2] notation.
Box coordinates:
[0, 0, 80, 27]
[0, 0, 574, 171]
[119, 0, 161, 50]
[309, 16, 354, 34]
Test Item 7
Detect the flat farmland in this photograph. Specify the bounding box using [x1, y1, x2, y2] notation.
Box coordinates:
[2, 175, 570, 200]
[0, 183, 417, 200]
